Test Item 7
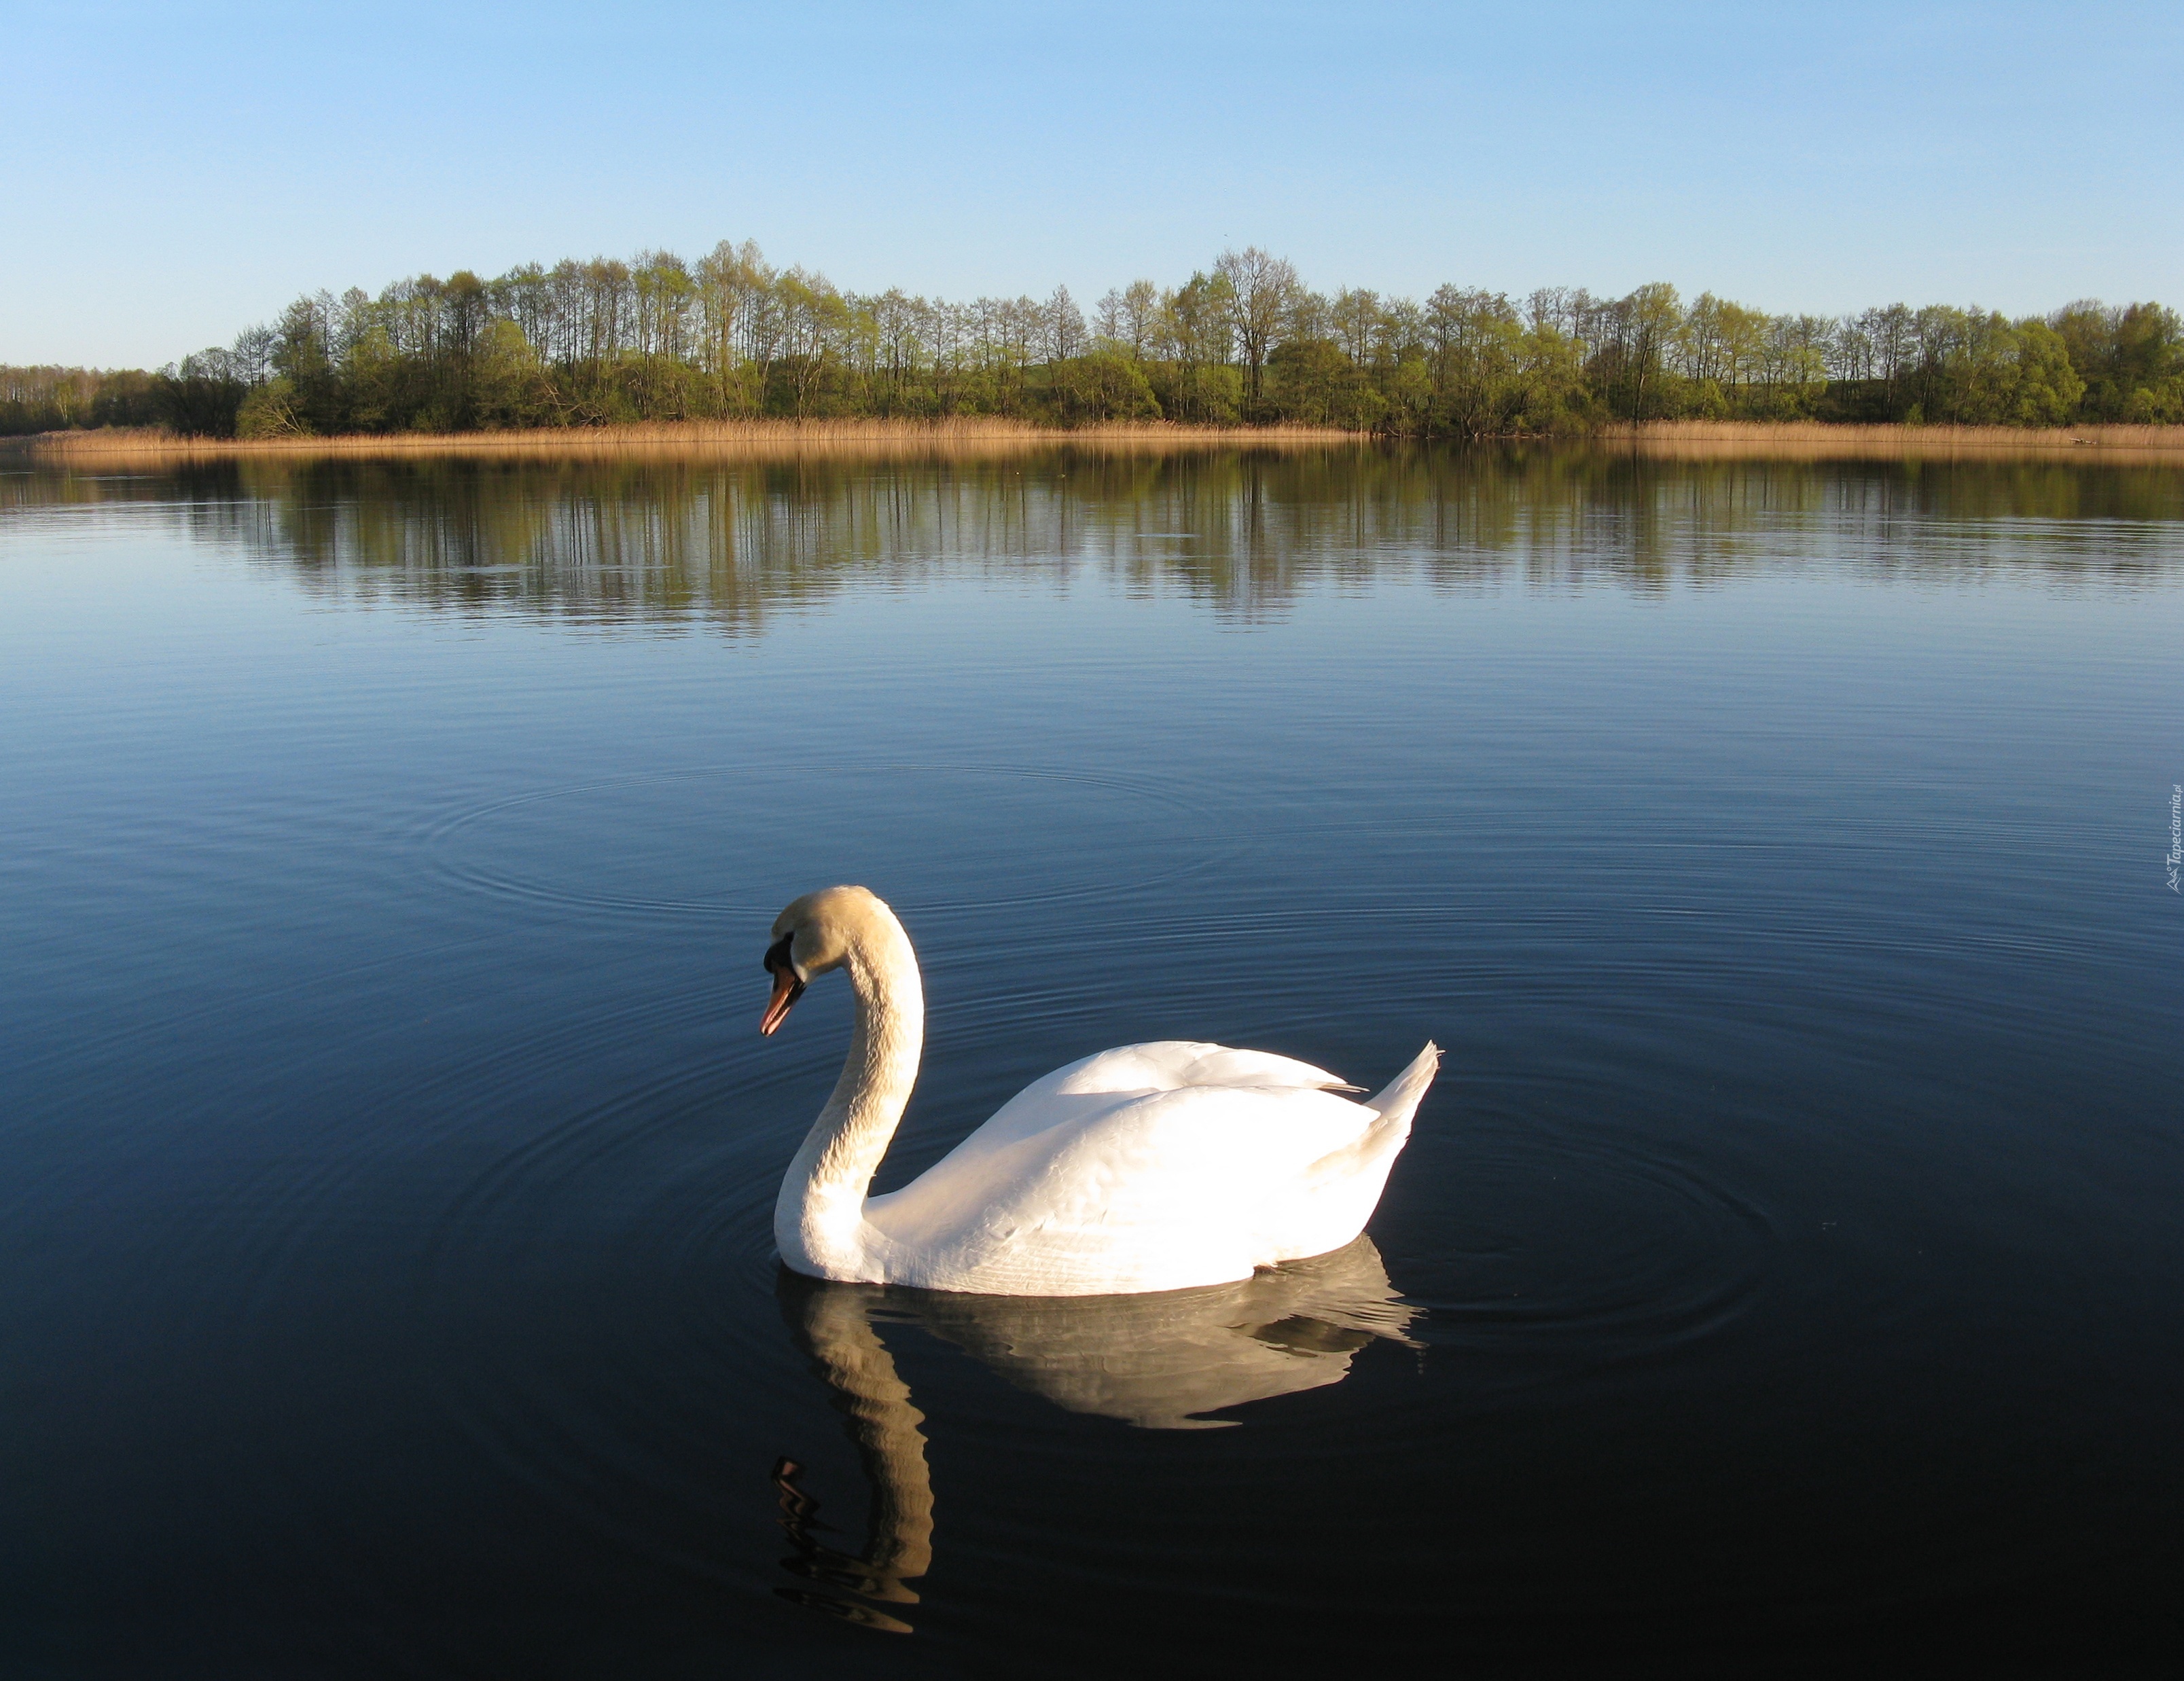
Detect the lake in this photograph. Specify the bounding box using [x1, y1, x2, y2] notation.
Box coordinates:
[3, 445, 2181, 1678]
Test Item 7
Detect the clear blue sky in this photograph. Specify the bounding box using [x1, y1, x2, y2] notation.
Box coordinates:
[7, 0, 2181, 367]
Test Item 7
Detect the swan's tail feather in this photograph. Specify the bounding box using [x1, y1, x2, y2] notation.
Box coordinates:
[1305, 1041, 1440, 1187]
[1363, 1041, 1441, 1142]
[1287, 1042, 1442, 1249]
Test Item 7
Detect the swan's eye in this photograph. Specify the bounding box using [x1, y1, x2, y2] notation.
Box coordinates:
[764, 933, 796, 975]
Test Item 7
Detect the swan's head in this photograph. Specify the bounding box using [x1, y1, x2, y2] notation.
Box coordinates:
[761, 884, 892, 1036]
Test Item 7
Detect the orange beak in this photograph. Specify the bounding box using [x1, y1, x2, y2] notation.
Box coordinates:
[761, 966, 805, 1036]
[761, 933, 806, 1036]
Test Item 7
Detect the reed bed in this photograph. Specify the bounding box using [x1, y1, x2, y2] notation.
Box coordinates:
[14, 417, 2184, 467]
[1598, 420, 2184, 461]
[14, 417, 1365, 467]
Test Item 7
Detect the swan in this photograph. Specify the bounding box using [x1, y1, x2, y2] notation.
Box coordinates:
[760, 885, 1439, 1296]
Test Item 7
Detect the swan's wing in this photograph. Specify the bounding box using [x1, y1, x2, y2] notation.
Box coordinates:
[1045, 1041, 1356, 1097]
[1024, 1083, 1380, 1215]
[925, 1041, 1355, 1163]
[861, 1041, 1389, 1290]
[867, 1081, 1381, 1285]
[861, 1040, 1440, 1294]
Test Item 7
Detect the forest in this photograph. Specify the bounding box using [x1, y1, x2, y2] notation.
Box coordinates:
[6, 243, 2182, 438]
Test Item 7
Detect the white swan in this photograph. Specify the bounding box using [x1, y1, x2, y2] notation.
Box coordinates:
[761, 885, 1439, 1296]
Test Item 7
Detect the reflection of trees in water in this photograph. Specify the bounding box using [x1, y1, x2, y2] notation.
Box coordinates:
[10, 448, 2183, 628]
[772, 1235, 1417, 1632]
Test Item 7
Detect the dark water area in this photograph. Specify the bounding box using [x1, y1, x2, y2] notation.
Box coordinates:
[3, 447, 2181, 1678]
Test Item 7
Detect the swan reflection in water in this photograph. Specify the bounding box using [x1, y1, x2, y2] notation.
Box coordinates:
[770, 1233, 1417, 1631]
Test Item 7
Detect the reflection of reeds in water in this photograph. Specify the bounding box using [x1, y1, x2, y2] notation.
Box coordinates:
[1599, 420, 2184, 460]
[18, 417, 1365, 467]
[770, 1238, 1416, 1633]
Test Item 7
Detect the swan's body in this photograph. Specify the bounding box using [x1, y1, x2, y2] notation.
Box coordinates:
[762, 886, 1439, 1297]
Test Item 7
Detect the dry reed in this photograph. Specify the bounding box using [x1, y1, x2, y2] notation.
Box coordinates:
[14, 416, 2184, 467]
[1596, 420, 2184, 461]
[15, 416, 1365, 467]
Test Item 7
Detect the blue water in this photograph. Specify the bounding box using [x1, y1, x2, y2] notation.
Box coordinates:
[3, 450, 2181, 1676]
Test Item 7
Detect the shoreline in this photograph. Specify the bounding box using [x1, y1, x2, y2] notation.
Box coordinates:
[8, 417, 2184, 465]
[7, 418, 1365, 465]
[1590, 420, 2184, 461]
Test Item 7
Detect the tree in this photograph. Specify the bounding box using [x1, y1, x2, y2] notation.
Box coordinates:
[2021, 321, 2086, 424]
[1266, 337, 1382, 429]
[774, 270, 853, 416]
[696, 240, 773, 415]
[1215, 247, 1299, 412]
[1329, 288, 1384, 365]
[1043, 285, 1087, 363]
[1153, 272, 1240, 422]
[1425, 286, 1523, 436]
[1044, 352, 1159, 423]
[1615, 283, 1683, 419]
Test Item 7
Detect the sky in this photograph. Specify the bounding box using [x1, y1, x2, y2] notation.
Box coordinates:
[6, 0, 2181, 368]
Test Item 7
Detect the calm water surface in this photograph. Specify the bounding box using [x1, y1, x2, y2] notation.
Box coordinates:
[3, 448, 2181, 1677]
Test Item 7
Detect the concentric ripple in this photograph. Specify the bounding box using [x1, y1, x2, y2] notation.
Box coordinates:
[1401, 1101, 1781, 1363]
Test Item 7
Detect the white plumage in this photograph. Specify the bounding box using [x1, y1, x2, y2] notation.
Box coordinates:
[761, 885, 1439, 1297]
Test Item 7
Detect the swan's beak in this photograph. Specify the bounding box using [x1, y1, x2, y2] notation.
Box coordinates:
[762, 967, 806, 1036]
[762, 935, 807, 1036]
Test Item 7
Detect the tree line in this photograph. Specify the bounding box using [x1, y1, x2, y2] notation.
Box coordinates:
[7, 243, 2181, 437]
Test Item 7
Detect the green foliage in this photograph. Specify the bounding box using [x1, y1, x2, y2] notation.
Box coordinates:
[1, 365, 101, 431]
[2120, 377, 2184, 423]
[2053, 300, 2183, 422]
[1042, 354, 1160, 423]
[236, 377, 308, 438]
[1266, 338, 1386, 429]
[2001, 321, 2085, 426]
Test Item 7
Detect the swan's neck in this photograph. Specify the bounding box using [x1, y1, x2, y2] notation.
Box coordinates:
[774, 919, 923, 1280]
